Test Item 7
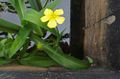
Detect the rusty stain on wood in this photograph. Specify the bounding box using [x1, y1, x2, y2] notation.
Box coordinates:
[84, 0, 109, 67]
[0, 65, 48, 71]
[0, 64, 65, 71]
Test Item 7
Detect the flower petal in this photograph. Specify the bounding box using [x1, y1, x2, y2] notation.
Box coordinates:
[40, 16, 50, 22]
[54, 9, 64, 15]
[44, 8, 53, 15]
[37, 42, 43, 50]
[47, 20, 57, 28]
[56, 16, 65, 24]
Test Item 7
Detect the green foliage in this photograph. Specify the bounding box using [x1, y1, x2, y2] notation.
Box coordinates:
[29, 0, 42, 11]
[0, 0, 93, 70]
[20, 55, 57, 67]
[0, 39, 14, 58]
[23, 9, 59, 36]
[0, 58, 11, 65]
[8, 25, 32, 58]
[32, 34, 92, 69]
[10, 0, 26, 20]
[0, 19, 20, 33]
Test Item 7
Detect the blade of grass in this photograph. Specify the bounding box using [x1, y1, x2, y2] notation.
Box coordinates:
[10, 0, 26, 20]
[31, 34, 92, 70]
[23, 9, 44, 36]
[43, 0, 49, 8]
[42, 0, 61, 10]
[29, 0, 42, 11]
[9, 0, 15, 7]
[0, 58, 12, 65]
[0, 19, 20, 33]
[8, 24, 32, 58]
[20, 55, 57, 67]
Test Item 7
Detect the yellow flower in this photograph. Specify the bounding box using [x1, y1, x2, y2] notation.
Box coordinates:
[37, 42, 43, 50]
[40, 8, 65, 28]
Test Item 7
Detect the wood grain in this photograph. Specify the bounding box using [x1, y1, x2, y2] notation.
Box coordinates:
[84, 0, 109, 67]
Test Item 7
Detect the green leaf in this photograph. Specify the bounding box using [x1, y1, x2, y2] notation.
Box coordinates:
[42, 0, 61, 9]
[9, 25, 32, 58]
[20, 55, 57, 67]
[0, 39, 13, 58]
[0, 58, 11, 65]
[9, 0, 15, 7]
[29, 0, 42, 11]
[86, 56, 93, 64]
[23, 9, 44, 36]
[11, 0, 26, 20]
[4, 39, 13, 58]
[0, 39, 8, 57]
[24, 0, 62, 36]
[23, 9, 59, 36]
[32, 35, 92, 70]
[0, 19, 20, 33]
[18, 39, 30, 58]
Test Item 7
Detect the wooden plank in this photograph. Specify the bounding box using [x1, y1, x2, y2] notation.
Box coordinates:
[70, 0, 85, 59]
[106, 0, 120, 70]
[84, 0, 109, 67]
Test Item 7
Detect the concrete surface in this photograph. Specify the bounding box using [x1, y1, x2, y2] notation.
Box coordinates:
[0, 68, 119, 79]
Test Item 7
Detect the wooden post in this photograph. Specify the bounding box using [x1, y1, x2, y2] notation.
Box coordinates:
[106, 0, 120, 69]
[84, 0, 109, 67]
[70, 0, 85, 59]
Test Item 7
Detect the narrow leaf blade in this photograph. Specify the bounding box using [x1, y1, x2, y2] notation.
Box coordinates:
[0, 58, 11, 65]
[32, 35, 92, 70]
[11, 0, 26, 20]
[20, 55, 57, 67]
[0, 19, 20, 33]
[9, 25, 32, 58]
[29, 0, 42, 11]
[43, 0, 61, 9]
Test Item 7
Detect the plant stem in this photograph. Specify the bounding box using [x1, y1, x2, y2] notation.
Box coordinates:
[36, 0, 42, 10]
[43, 0, 49, 8]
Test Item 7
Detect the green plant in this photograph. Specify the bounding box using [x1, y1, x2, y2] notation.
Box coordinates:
[0, 0, 93, 70]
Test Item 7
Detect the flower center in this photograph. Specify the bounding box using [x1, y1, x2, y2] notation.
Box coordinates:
[50, 13, 58, 20]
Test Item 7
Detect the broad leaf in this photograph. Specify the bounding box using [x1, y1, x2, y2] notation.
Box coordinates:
[9, 25, 32, 58]
[20, 55, 57, 67]
[32, 35, 93, 70]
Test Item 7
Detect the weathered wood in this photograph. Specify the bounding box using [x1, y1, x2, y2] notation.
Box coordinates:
[70, 0, 85, 59]
[106, 0, 120, 70]
[84, 0, 109, 67]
